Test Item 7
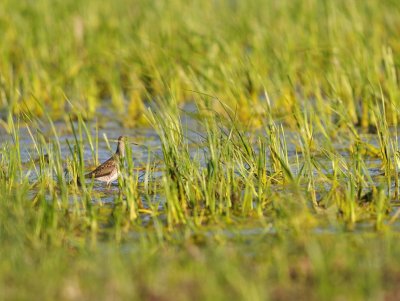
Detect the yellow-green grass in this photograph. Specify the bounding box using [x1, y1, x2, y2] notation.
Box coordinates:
[1, 0, 400, 300]
[1, 0, 400, 127]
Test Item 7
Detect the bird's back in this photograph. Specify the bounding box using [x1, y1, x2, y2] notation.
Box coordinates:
[85, 155, 118, 179]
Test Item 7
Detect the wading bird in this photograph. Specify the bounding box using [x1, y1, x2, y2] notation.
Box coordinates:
[81, 136, 126, 186]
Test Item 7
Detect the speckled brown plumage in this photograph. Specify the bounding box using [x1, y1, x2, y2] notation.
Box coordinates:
[83, 136, 126, 185]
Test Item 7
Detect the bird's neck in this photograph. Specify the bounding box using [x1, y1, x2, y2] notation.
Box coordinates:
[116, 149, 125, 158]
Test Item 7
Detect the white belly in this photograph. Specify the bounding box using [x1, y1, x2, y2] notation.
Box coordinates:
[95, 170, 119, 185]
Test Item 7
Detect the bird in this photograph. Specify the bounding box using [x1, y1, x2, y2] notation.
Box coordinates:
[80, 136, 126, 186]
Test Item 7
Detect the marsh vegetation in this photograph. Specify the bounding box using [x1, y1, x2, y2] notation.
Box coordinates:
[1, 0, 400, 300]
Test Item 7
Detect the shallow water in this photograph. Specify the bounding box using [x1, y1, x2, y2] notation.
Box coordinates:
[4, 104, 400, 241]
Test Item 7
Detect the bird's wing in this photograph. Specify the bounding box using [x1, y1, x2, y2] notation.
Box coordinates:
[85, 157, 117, 178]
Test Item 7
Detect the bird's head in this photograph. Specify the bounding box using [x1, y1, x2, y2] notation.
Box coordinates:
[116, 136, 127, 157]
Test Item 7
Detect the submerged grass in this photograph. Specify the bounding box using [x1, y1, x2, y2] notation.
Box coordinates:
[1, 0, 400, 300]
